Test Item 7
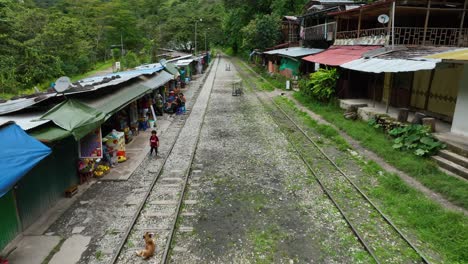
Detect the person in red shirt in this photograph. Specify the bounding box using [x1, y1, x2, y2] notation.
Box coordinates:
[149, 130, 159, 157]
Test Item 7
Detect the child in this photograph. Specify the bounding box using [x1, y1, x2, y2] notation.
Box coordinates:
[149, 130, 159, 157]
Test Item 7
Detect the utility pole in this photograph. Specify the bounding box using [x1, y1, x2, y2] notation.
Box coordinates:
[120, 33, 124, 58]
[195, 18, 202, 55]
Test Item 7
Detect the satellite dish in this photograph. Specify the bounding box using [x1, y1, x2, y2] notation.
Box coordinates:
[378, 14, 390, 24]
[54, 76, 72, 93]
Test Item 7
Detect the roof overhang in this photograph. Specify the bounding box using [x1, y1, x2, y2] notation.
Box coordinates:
[341, 57, 441, 73]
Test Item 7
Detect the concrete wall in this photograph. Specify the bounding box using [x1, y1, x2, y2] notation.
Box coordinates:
[451, 64, 468, 137]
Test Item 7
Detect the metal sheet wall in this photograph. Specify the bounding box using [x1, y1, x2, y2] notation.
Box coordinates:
[15, 137, 78, 230]
[0, 190, 20, 251]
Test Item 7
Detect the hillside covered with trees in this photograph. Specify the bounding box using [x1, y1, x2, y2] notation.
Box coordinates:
[0, 0, 306, 96]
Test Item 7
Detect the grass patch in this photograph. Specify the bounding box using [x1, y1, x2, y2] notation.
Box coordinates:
[293, 92, 468, 210]
[70, 60, 113, 82]
[95, 250, 103, 261]
[280, 94, 468, 263]
[248, 225, 286, 264]
[274, 96, 350, 151]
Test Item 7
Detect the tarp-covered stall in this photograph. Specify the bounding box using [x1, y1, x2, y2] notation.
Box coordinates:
[0, 123, 51, 198]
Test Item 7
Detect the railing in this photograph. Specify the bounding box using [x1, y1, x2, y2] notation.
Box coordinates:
[304, 22, 337, 41]
[335, 27, 468, 46]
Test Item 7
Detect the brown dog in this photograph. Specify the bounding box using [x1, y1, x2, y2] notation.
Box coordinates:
[136, 232, 156, 259]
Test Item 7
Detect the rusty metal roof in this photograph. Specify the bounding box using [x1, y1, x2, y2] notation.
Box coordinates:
[302, 45, 381, 66]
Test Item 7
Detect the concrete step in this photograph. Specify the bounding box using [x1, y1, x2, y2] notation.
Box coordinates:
[438, 150, 468, 168]
[432, 155, 468, 180]
[434, 133, 468, 158]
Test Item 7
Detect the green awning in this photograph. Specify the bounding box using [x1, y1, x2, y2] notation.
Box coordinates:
[82, 83, 152, 119]
[28, 125, 71, 142]
[164, 63, 180, 79]
[40, 99, 106, 140]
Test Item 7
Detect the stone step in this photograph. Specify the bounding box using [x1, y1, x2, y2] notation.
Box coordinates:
[434, 133, 468, 158]
[438, 150, 468, 168]
[432, 155, 468, 180]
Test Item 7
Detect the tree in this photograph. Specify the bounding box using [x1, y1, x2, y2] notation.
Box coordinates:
[241, 15, 281, 51]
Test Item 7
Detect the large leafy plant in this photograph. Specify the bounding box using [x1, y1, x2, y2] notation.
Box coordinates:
[389, 124, 445, 156]
[300, 68, 339, 102]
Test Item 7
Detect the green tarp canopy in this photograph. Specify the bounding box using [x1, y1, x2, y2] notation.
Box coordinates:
[39, 99, 106, 140]
[279, 57, 301, 76]
[164, 63, 180, 79]
[30, 73, 172, 142]
[28, 125, 71, 142]
[83, 83, 152, 119]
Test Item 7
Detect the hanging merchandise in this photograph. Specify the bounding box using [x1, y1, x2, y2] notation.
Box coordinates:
[78, 127, 103, 159]
[104, 130, 127, 163]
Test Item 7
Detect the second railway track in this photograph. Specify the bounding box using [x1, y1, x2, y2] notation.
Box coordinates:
[233, 57, 430, 264]
[110, 55, 221, 264]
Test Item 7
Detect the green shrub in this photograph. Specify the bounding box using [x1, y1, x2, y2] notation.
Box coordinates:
[122, 51, 140, 69]
[299, 68, 339, 102]
[389, 125, 445, 156]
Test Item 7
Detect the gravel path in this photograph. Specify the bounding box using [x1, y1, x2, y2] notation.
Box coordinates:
[168, 56, 370, 263]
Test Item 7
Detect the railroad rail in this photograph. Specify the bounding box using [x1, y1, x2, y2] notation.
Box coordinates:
[233, 57, 430, 264]
[110, 55, 220, 264]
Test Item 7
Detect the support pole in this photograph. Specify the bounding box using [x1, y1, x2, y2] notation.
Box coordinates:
[459, 0, 468, 46]
[391, 1, 396, 48]
[423, 0, 431, 45]
[424, 69, 436, 110]
[386, 73, 393, 113]
[357, 9, 362, 38]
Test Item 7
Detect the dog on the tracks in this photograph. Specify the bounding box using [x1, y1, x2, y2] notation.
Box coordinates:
[136, 232, 156, 259]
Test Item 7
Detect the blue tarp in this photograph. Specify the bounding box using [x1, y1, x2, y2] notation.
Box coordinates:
[0, 123, 51, 198]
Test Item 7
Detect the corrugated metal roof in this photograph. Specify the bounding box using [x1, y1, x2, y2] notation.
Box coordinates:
[0, 112, 50, 131]
[264, 47, 324, 58]
[176, 59, 194, 67]
[144, 71, 174, 89]
[82, 71, 172, 118]
[425, 48, 468, 62]
[75, 66, 164, 92]
[302, 45, 381, 66]
[0, 66, 165, 115]
[341, 58, 441, 73]
[0, 93, 56, 115]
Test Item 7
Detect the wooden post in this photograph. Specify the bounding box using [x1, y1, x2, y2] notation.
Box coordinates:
[422, 117, 436, 132]
[335, 17, 340, 40]
[398, 108, 410, 122]
[357, 9, 362, 38]
[423, 0, 431, 45]
[386, 73, 393, 113]
[387, 3, 393, 46]
[424, 69, 436, 110]
[459, 0, 468, 46]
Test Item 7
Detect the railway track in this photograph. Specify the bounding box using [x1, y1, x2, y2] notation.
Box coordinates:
[233, 57, 430, 264]
[110, 55, 221, 264]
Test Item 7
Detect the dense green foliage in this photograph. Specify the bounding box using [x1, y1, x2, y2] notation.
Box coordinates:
[299, 68, 339, 102]
[0, 0, 306, 97]
[0, 0, 225, 97]
[389, 125, 445, 156]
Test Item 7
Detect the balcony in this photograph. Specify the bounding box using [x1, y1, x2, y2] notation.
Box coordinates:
[335, 27, 468, 47]
[304, 22, 337, 41]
